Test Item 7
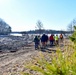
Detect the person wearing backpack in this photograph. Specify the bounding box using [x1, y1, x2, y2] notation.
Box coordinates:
[49, 34, 54, 46]
[59, 34, 63, 43]
[41, 34, 48, 49]
[34, 36, 40, 50]
[55, 34, 59, 45]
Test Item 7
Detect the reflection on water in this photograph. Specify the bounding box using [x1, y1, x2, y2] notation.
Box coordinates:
[4, 33, 69, 39]
[9, 33, 22, 36]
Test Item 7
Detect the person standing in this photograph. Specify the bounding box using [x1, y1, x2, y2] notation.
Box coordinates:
[49, 34, 54, 46]
[41, 34, 47, 48]
[55, 34, 59, 45]
[34, 36, 39, 50]
[59, 34, 64, 43]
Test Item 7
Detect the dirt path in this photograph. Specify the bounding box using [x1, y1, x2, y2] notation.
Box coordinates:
[0, 47, 34, 67]
[0, 38, 71, 75]
[0, 45, 39, 74]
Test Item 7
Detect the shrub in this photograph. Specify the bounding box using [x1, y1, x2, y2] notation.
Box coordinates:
[21, 41, 76, 75]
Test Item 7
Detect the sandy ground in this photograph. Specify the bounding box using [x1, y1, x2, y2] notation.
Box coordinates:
[0, 37, 71, 75]
[0, 45, 36, 75]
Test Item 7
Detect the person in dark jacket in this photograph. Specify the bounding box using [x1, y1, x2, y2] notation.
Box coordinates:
[45, 34, 48, 46]
[41, 34, 48, 48]
[34, 36, 39, 50]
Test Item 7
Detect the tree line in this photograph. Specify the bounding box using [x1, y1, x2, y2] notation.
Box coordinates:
[0, 18, 76, 35]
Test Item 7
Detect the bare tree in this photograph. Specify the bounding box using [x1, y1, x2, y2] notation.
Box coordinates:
[36, 20, 44, 34]
[36, 20, 43, 30]
[67, 23, 73, 32]
[67, 19, 76, 32]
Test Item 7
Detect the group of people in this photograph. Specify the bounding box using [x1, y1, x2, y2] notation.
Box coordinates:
[34, 33, 63, 50]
